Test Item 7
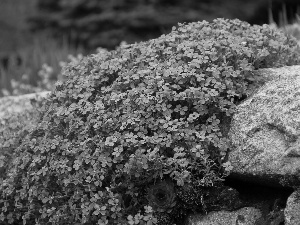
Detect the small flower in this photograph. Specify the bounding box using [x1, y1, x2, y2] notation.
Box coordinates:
[144, 205, 153, 214]
[187, 112, 200, 122]
[147, 180, 176, 213]
[105, 136, 118, 146]
[112, 146, 123, 157]
[222, 161, 233, 173]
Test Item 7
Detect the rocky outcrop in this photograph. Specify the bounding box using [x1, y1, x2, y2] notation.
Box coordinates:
[228, 65, 300, 187]
[186, 65, 300, 224]
[0, 91, 50, 119]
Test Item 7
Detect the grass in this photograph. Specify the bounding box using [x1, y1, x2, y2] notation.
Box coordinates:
[0, 0, 87, 97]
[0, 34, 85, 97]
[268, 2, 300, 45]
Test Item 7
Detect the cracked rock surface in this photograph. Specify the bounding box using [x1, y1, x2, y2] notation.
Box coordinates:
[228, 65, 300, 187]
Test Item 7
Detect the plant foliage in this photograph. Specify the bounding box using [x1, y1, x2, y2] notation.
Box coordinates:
[1, 18, 300, 225]
[0, 109, 40, 181]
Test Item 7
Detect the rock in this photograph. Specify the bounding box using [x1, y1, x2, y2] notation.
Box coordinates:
[228, 65, 300, 187]
[185, 207, 262, 225]
[0, 91, 50, 119]
[285, 190, 300, 225]
[202, 186, 243, 212]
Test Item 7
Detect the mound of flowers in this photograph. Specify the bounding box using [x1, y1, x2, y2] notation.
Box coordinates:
[1, 18, 300, 225]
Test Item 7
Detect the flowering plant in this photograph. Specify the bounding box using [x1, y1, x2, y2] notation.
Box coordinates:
[1, 18, 300, 225]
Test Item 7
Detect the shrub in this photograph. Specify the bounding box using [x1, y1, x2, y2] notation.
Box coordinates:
[1, 18, 300, 225]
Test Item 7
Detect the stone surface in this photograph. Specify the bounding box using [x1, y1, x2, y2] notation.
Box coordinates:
[186, 207, 262, 225]
[0, 91, 50, 119]
[285, 190, 300, 225]
[228, 65, 300, 187]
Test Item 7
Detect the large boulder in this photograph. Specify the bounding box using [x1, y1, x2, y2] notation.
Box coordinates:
[174, 65, 300, 224]
[228, 65, 300, 187]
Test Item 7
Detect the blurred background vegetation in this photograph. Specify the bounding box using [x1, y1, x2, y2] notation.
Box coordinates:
[0, 0, 300, 97]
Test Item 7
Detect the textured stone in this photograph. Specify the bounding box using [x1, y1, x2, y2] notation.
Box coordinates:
[0, 91, 50, 119]
[285, 190, 300, 225]
[228, 65, 300, 187]
[186, 207, 262, 225]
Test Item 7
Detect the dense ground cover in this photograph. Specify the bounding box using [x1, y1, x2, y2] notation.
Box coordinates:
[1, 18, 300, 225]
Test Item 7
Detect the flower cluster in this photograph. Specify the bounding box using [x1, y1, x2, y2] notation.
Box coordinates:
[1, 18, 300, 225]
